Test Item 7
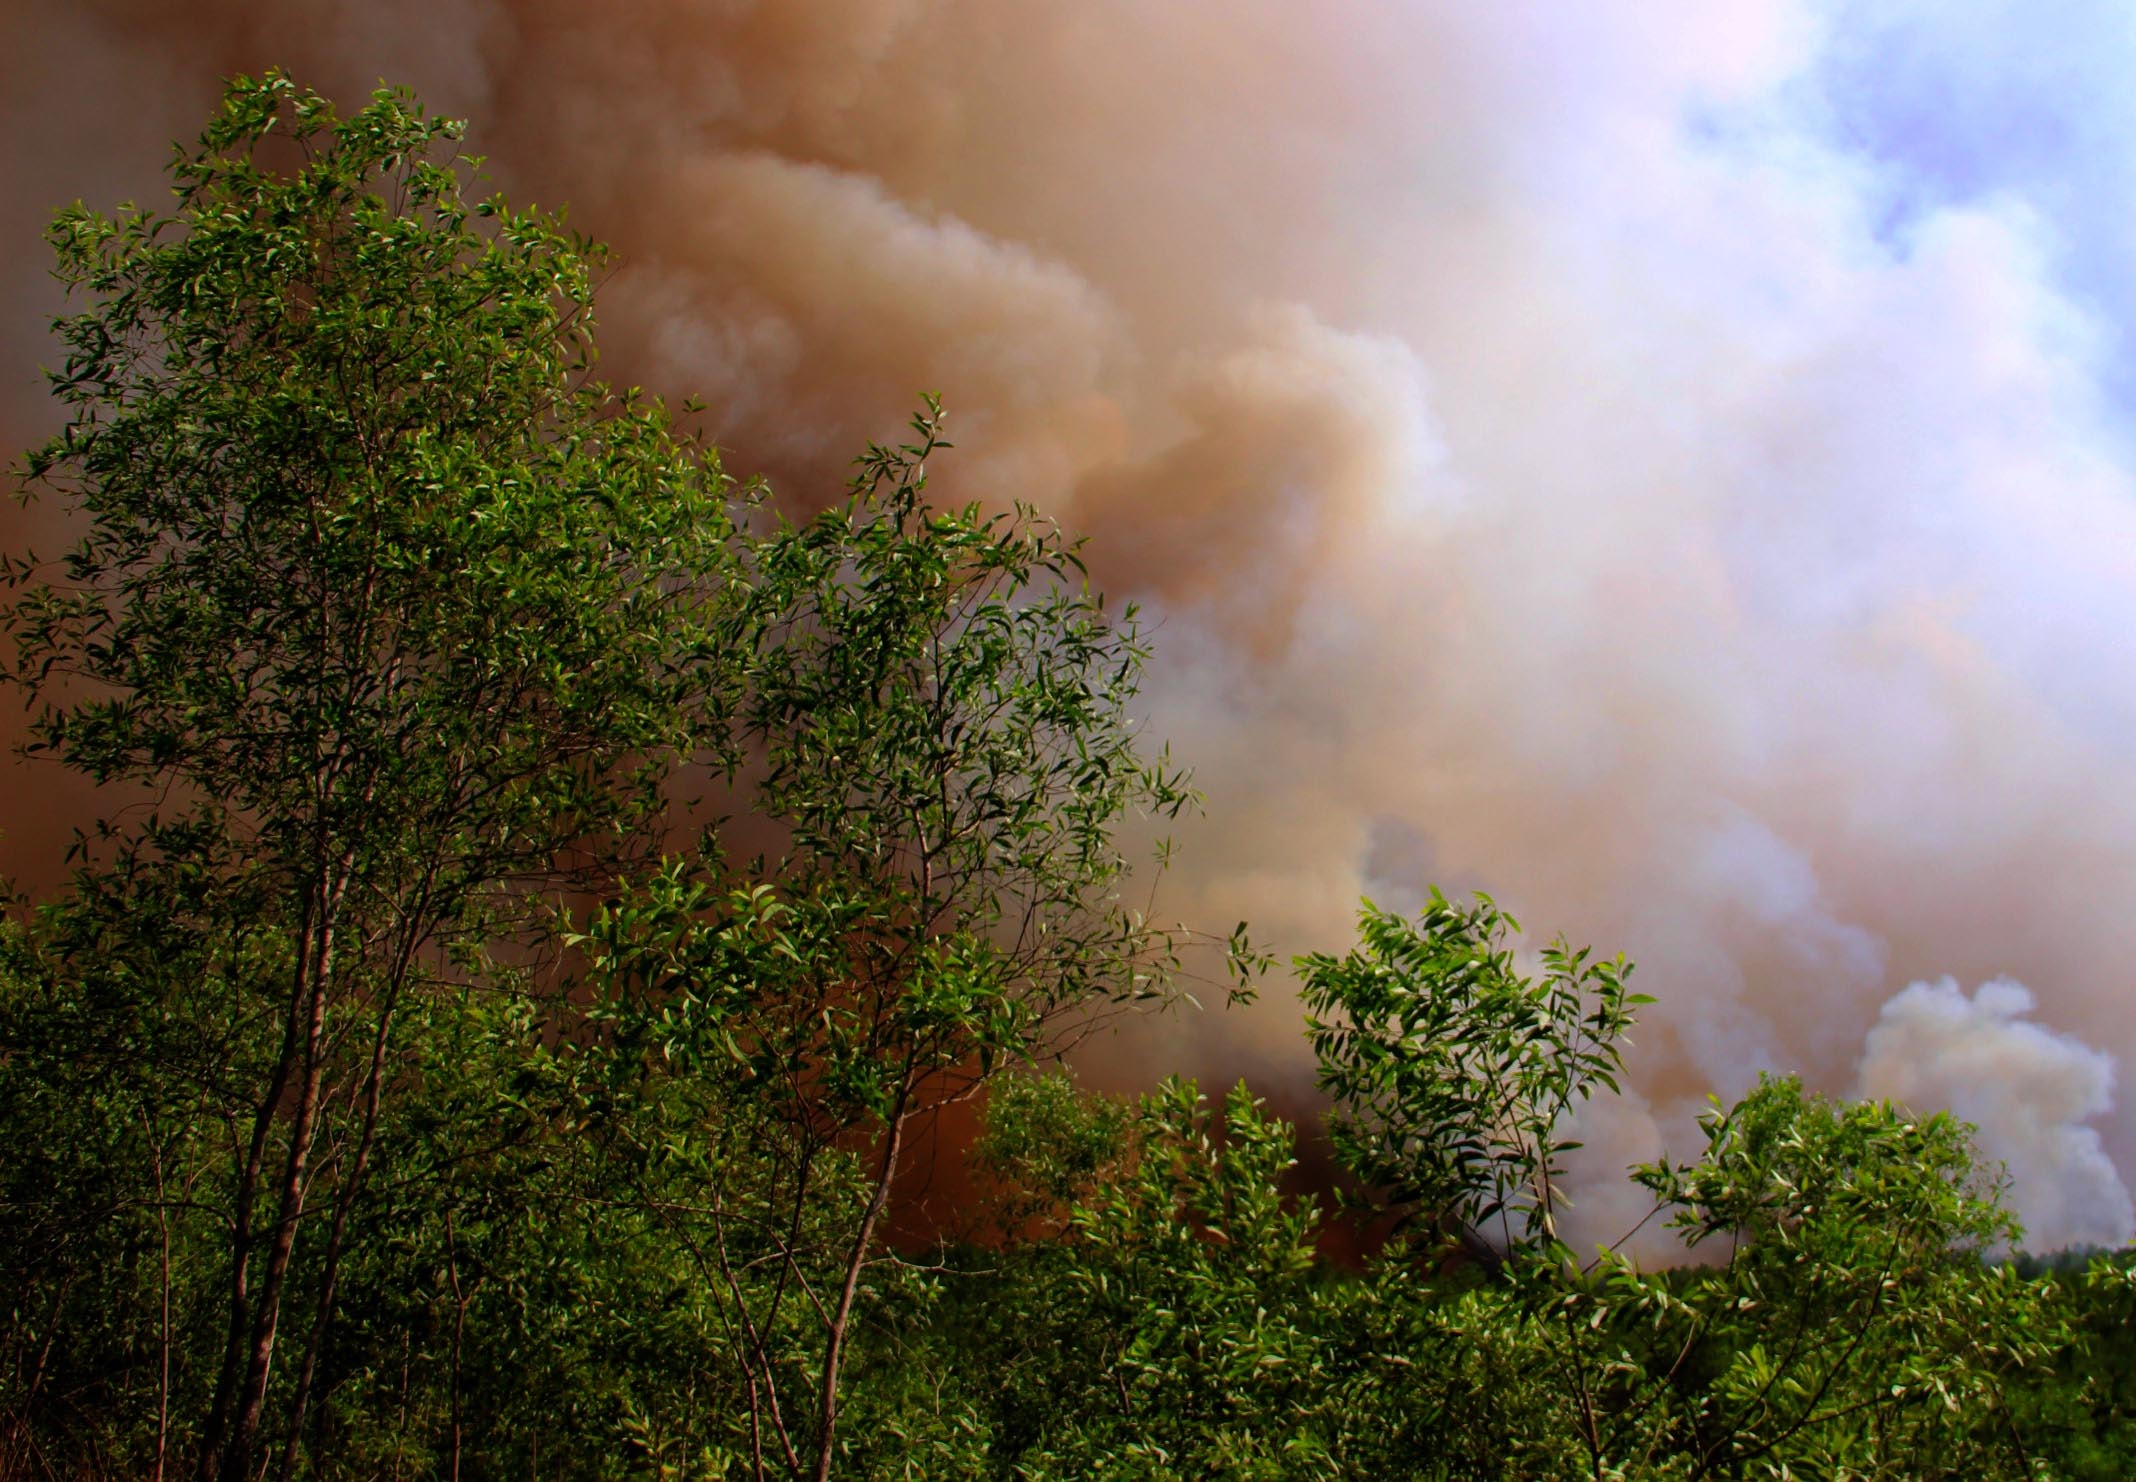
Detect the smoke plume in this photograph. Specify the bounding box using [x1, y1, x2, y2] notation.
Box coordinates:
[6, 1, 2136, 1246]
[1858, 979, 2134, 1253]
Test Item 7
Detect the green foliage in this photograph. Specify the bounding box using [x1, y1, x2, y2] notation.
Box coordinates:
[945, 1074, 1339, 1479]
[1522, 1077, 2065, 1478]
[13, 71, 734, 834]
[971, 1063, 1135, 1237]
[1, 70, 738, 1479]
[1299, 893, 1646, 1257]
[562, 404, 1213, 1478]
[1042, 1079, 1331, 1477]
[2, 72, 2125, 1482]
[2004, 1257, 2136, 1479]
[736, 401, 1202, 1040]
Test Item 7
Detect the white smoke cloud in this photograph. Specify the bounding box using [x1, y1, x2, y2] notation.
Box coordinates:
[1858, 977, 2134, 1251]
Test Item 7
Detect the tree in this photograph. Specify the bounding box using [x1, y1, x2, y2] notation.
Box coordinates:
[964, 1075, 1336, 1480]
[569, 407, 1249, 1478]
[1584, 1076, 2067, 1478]
[2, 72, 739, 1479]
[1294, 900, 2065, 1479]
[2003, 1255, 2136, 1480]
[1292, 895, 1654, 1477]
[1398, 1075, 2071, 1479]
[1298, 892, 1645, 1268]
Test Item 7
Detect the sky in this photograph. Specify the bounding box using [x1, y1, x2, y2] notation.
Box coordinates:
[4, 0, 2136, 1251]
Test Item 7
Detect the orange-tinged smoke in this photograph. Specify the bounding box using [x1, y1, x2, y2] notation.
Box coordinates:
[6, 0, 2135, 1249]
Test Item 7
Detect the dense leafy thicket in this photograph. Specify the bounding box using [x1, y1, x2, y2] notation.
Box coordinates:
[3, 75, 2132, 1481]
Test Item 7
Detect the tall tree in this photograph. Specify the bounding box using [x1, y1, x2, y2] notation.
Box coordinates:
[3, 72, 740, 1479]
[1299, 892, 1645, 1268]
[572, 404, 1250, 1479]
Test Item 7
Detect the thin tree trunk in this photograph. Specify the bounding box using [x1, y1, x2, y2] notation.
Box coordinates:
[389, 1329, 411, 1482]
[810, 1101, 908, 1482]
[219, 862, 351, 1482]
[198, 902, 319, 1482]
[275, 877, 435, 1482]
[445, 1207, 468, 1482]
[271, 992, 395, 1482]
[148, 1114, 172, 1482]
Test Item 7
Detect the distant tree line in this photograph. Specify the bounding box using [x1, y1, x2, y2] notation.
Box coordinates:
[2, 74, 2131, 1481]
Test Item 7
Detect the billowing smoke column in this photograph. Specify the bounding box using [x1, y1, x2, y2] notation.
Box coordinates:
[4, 0, 2134, 1249]
[1859, 979, 2134, 1253]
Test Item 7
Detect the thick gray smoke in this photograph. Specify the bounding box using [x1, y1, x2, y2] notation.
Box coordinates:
[4, 1, 2133, 1247]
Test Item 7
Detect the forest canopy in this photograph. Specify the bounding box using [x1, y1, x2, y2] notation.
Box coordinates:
[2, 73, 2133, 1482]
